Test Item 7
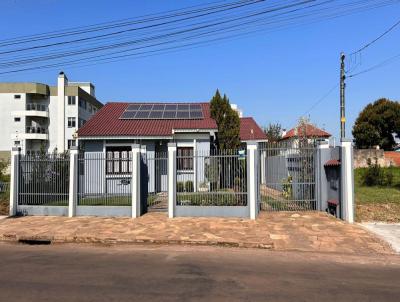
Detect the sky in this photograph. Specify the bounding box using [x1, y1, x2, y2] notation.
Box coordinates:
[1, 0, 400, 140]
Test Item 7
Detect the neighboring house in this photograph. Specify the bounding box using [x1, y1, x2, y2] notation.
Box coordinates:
[0, 72, 103, 157]
[392, 133, 400, 151]
[77, 102, 267, 194]
[281, 123, 331, 147]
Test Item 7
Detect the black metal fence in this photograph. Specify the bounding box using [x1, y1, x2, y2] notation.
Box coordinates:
[77, 152, 132, 206]
[176, 149, 247, 206]
[18, 154, 70, 206]
[141, 151, 168, 212]
[259, 141, 317, 211]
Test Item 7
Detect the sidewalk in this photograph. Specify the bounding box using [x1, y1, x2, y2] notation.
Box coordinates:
[0, 212, 394, 255]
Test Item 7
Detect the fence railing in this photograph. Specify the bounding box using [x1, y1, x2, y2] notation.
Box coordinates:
[176, 149, 247, 206]
[259, 141, 317, 211]
[78, 152, 132, 206]
[26, 103, 48, 112]
[18, 154, 70, 206]
[141, 151, 168, 211]
[0, 182, 9, 194]
[26, 126, 47, 134]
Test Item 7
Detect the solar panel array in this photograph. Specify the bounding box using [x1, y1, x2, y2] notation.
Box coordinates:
[120, 103, 204, 120]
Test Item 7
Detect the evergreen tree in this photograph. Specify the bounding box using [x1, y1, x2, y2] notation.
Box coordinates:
[209, 90, 241, 149]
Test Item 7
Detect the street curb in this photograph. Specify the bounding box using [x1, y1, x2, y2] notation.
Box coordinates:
[0, 234, 274, 249]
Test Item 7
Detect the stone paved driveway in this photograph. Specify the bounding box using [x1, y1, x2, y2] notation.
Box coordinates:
[0, 212, 394, 255]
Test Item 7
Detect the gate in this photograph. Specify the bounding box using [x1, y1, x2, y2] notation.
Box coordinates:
[259, 142, 317, 211]
[141, 151, 168, 212]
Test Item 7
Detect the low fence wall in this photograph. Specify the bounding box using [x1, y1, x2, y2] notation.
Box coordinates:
[353, 149, 394, 168]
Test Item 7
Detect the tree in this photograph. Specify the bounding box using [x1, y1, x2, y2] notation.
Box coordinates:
[352, 98, 400, 150]
[263, 123, 282, 142]
[209, 90, 241, 150]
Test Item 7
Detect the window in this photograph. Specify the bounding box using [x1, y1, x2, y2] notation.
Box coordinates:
[106, 146, 132, 175]
[14, 117, 21, 122]
[78, 118, 86, 127]
[67, 139, 76, 149]
[14, 141, 20, 146]
[79, 98, 86, 110]
[14, 95, 21, 99]
[68, 96, 76, 105]
[177, 147, 194, 171]
[67, 117, 76, 128]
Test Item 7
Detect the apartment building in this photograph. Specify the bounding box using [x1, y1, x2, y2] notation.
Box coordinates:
[0, 72, 103, 159]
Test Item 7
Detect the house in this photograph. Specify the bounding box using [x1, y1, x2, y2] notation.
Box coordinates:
[76, 102, 267, 196]
[0, 72, 103, 158]
[281, 123, 331, 147]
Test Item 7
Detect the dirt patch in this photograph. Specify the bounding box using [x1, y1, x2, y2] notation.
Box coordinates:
[356, 203, 400, 223]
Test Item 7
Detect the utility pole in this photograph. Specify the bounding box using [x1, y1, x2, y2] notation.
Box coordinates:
[340, 52, 346, 139]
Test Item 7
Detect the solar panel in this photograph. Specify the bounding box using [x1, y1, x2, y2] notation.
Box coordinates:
[149, 111, 163, 119]
[190, 111, 203, 119]
[120, 111, 137, 119]
[127, 104, 140, 111]
[163, 111, 176, 119]
[164, 104, 177, 111]
[119, 103, 204, 120]
[176, 111, 190, 118]
[190, 104, 202, 110]
[177, 104, 189, 111]
[136, 111, 150, 118]
[152, 104, 165, 111]
[140, 104, 153, 110]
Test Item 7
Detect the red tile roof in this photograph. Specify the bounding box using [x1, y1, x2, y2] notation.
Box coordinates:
[78, 102, 267, 141]
[324, 159, 341, 167]
[282, 123, 331, 140]
[239, 117, 267, 141]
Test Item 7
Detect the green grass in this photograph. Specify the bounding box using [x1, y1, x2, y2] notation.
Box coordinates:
[177, 192, 247, 206]
[355, 167, 400, 205]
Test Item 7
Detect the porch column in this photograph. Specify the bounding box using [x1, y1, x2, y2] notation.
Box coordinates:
[131, 144, 141, 218]
[340, 139, 354, 223]
[68, 146, 79, 217]
[168, 143, 177, 218]
[247, 142, 258, 220]
[9, 147, 20, 216]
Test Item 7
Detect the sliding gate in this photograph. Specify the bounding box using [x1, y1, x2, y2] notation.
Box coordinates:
[259, 142, 317, 211]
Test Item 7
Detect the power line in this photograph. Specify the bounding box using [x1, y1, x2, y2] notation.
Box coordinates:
[348, 51, 400, 78]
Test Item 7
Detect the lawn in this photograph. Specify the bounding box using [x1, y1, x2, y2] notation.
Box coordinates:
[355, 167, 400, 222]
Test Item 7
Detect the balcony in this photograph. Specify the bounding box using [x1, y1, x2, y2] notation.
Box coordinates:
[11, 103, 49, 118]
[22, 126, 48, 140]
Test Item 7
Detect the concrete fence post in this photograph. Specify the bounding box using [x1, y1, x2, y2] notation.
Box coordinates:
[131, 144, 141, 218]
[168, 143, 177, 218]
[315, 141, 329, 211]
[247, 142, 258, 220]
[9, 147, 20, 216]
[68, 147, 79, 217]
[340, 139, 354, 223]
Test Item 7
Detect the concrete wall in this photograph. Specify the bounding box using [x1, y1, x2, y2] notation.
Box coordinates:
[353, 149, 393, 168]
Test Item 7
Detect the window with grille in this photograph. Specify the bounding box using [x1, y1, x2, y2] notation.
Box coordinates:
[106, 146, 132, 175]
[67, 117, 76, 128]
[177, 147, 193, 171]
[68, 96, 76, 105]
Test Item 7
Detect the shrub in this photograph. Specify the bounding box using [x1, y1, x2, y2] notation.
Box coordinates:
[282, 176, 293, 199]
[185, 181, 194, 192]
[362, 158, 393, 186]
[177, 182, 185, 192]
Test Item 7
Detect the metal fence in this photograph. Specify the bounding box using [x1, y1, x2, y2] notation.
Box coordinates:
[259, 141, 317, 211]
[78, 152, 132, 206]
[176, 149, 247, 206]
[0, 182, 9, 194]
[141, 151, 168, 212]
[18, 154, 70, 206]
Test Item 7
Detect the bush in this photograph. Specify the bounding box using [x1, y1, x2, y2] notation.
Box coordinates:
[185, 181, 194, 192]
[177, 182, 185, 192]
[362, 158, 393, 186]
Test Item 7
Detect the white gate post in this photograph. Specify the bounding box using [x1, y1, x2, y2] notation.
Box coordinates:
[340, 139, 354, 223]
[168, 143, 177, 218]
[247, 142, 258, 220]
[9, 147, 20, 216]
[131, 144, 141, 218]
[316, 141, 329, 211]
[68, 147, 78, 217]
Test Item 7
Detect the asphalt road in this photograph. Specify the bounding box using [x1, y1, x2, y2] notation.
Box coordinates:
[0, 243, 399, 302]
